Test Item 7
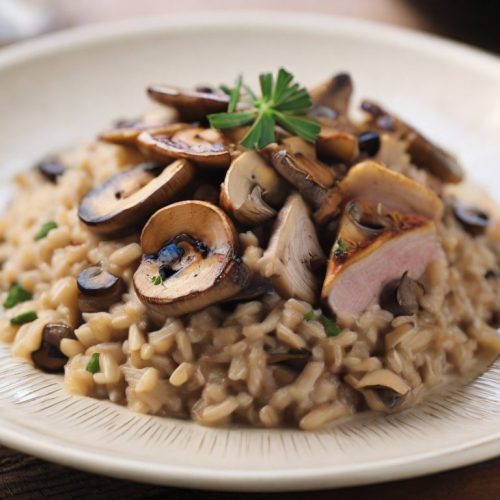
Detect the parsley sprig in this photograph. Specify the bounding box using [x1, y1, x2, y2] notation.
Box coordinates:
[209, 68, 320, 149]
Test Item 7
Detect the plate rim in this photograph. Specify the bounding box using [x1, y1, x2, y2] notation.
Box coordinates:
[0, 10, 499, 491]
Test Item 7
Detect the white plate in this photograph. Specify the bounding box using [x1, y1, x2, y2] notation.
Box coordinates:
[0, 12, 499, 492]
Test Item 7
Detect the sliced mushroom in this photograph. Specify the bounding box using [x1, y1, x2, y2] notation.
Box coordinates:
[316, 160, 444, 225]
[134, 201, 250, 317]
[316, 127, 359, 163]
[357, 131, 381, 157]
[31, 323, 75, 373]
[361, 100, 463, 183]
[220, 151, 286, 225]
[223, 274, 274, 303]
[78, 160, 195, 236]
[379, 271, 425, 316]
[147, 85, 229, 122]
[37, 157, 66, 182]
[281, 136, 317, 161]
[137, 126, 231, 168]
[309, 73, 353, 117]
[258, 193, 325, 303]
[270, 148, 337, 208]
[322, 202, 438, 321]
[355, 369, 410, 411]
[99, 109, 181, 146]
[452, 200, 490, 236]
[77, 266, 125, 313]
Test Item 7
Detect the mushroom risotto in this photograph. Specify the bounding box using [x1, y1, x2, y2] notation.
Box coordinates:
[0, 70, 499, 430]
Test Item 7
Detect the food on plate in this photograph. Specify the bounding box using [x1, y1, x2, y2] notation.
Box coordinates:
[0, 69, 498, 430]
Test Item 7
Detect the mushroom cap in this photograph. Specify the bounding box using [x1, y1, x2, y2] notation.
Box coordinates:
[316, 160, 444, 224]
[77, 266, 125, 313]
[220, 151, 286, 225]
[316, 127, 359, 163]
[134, 201, 249, 316]
[258, 193, 325, 303]
[78, 160, 195, 236]
[322, 207, 438, 320]
[137, 126, 231, 168]
[271, 148, 337, 209]
[99, 110, 181, 146]
[309, 73, 353, 117]
[147, 85, 229, 122]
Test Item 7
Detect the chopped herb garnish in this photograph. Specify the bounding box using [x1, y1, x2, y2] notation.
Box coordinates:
[86, 352, 100, 374]
[10, 310, 38, 326]
[319, 315, 341, 337]
[209, 68, 320, 149]
[35, 220, 57, 241]
[337, 239, 348, 252]
[3, 283, 32, 309]
[303, 310, 315, 321]
[150, 275, 163, 286]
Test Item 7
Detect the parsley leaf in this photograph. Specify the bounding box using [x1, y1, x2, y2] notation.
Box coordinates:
[35, 220, 57, 241]
[3, 283, 32, 309]
[150, 275, 163, 286]
[319, 315, 341, 337]
[303, 310, 315, 321]
[209, 68, 320, 149]
[86, 352, 100, 374]
[10, 310, 38, 326]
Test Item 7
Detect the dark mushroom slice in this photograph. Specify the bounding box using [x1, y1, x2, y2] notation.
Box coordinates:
[357, 131, 381, 157]
[258, 193, 325, 303]
[355, 369, 410, 412]
[220, 151, 287, 225]
[267, 348, 311, 371]
[452, 200, 490, 236]
[134, 201, 250, 317]
[315, 160, 444, 225]
[77, 266, 125, 313]
[361, 99, 464, 183]
[270, 148, 337, 209]
[379, 271, 425, 316]
[223, 274, 274, 303]
[78, 159, 195, 236]
[137, 127, 231, 168]
[100, 118, 185, 147]
[147, 85, 229, 122]
[309, 73, 353, 118]
[322, 201, 438, 321]
[36, 157, 67, 182]
[31, 323, 75, 373]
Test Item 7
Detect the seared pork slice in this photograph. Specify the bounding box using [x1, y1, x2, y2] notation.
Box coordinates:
[322, 202, 439, 321]
[316, 160, 443, 225]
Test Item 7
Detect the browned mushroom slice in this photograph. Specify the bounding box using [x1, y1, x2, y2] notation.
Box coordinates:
[309, 73, 353, 118]
[316, 160, 444, 225]
[147, 85, 229, 122]
[220, 151, 287, 225]
[77, 266, 125, 313]
[322, 202, 439, 320]
[137, 126, 231, 168]
[99, 110, 182, 146]
[78, 160, 195, 236]
[361, 100, 463, 183]
[270, 148, 337, 208]
[31, 323, 76, 373]
[379, 271, 425, 317]
[355, 369, 410, 411]
[316, 127, 359, 163]
[134, 201, 250, 317]
[258, 193, 325, 303]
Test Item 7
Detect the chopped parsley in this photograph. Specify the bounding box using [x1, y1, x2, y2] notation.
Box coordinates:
[35, 220, 57, 241]
[319, 315, 341, 337]
[303, 310, 315, 321]
[86, 352, 100, 374]
[209, 68, 320, 149]
[10, 310, 38, 326]
[3, 283, 32, 309]
[333, 238, 349, 259]
[150, 275, 163, 286]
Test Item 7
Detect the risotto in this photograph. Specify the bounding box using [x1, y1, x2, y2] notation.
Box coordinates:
[0, 70, 498, 430]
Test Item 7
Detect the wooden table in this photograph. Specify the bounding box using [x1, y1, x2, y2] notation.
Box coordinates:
[1, 1, 499, 498]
